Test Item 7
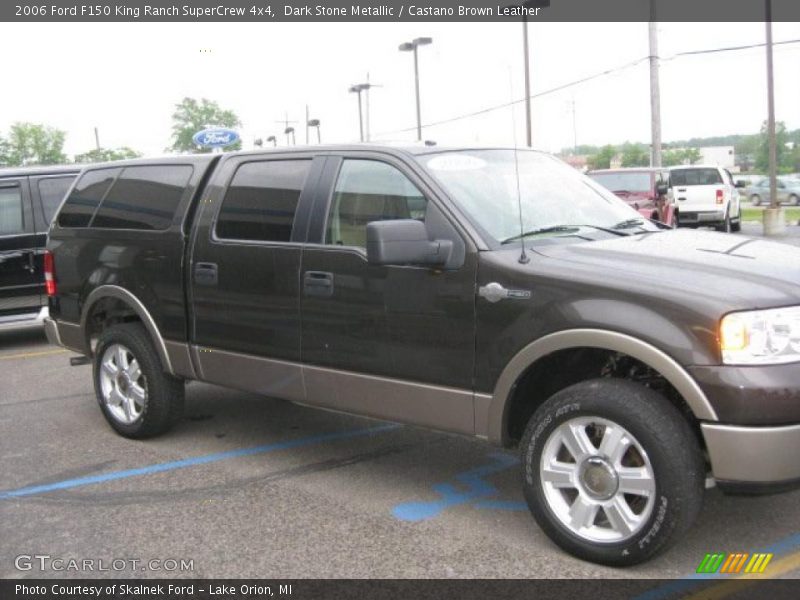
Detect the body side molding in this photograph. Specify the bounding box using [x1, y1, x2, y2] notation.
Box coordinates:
[483, 328, 718, 445]
[80, 285, 174, 374]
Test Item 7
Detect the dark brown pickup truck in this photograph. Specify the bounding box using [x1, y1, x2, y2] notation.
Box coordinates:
[43, 146, 800, 566]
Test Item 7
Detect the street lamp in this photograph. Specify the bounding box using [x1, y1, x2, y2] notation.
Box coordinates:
[349, 83, 368, 142]
[284, 127, 295, 146]
[266, 135, 277, 147]
[398, 36, 433, 141]
[307, 119, 321, 144]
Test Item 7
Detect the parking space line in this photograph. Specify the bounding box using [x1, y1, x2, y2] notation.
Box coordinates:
[0, 423, 399, 500]
[0, 349, 67, 360]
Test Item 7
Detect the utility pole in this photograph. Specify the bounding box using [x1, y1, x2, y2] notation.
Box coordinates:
[763, 0, 784, 234]
[570, 97, 577, 153]
[94, 127, 101, 150]
[305, 105, 309, 145]
[648, 16, 662, 167]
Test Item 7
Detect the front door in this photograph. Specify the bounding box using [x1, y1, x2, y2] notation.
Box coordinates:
[0, 177, 42, 321]
[300, 154, 478, 434]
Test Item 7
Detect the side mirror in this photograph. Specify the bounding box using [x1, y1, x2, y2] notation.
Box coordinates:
[735, 180, 746, 188]
[366, 219, 452, 267]
[655, 182, 669, 196]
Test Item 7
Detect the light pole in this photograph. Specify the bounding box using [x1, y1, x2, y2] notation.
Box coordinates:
[763, 0, 784, 235]
[349, 84, 367, 142]
[648, 3, 662, 167]
[399, 37, 432, 141]
[266, 135, 277, 147]
[284, 127, 295, 146]
[308, 119, 321, 144]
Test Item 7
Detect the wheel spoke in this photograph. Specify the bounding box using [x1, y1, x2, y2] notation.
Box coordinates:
[101, 358, 118, 378]
[568, 496, 599, 530]
[121, 394, 133, 421]
[604, 496, 638, 536]
[130, 384, 146, 406]
[598, 424, 629, 464]
[109, 388, 125, 408]
[541, 461, 577, 488]
[126, 359, 141, 383]
[560, 423, 595, 462]
[617, 466, 656, 496]
[115, 345, 128, 370]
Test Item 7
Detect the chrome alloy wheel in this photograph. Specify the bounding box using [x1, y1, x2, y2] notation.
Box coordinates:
[539, 417, 656, 543]
[99, 343, 147, 424]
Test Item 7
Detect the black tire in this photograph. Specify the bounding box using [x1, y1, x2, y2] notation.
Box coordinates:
[716, 208, 732, 233]
[93, 323, 184, 439]
[520, 378, 704, 567]
[731, 207, 742, 232]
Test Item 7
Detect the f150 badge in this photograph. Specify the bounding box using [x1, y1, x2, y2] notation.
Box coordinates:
[478, 282, 532, 303]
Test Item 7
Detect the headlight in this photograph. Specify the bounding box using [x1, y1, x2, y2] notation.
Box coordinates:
[720, 306, 800, 365]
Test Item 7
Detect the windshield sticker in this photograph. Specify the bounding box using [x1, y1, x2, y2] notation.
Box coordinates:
[427, 155, 487, 171]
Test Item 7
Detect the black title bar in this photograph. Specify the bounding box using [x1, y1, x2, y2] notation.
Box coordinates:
[4, 0, 800, 22]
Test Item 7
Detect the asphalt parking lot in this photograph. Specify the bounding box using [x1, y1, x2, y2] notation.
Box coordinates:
[2, 226, 799, 586]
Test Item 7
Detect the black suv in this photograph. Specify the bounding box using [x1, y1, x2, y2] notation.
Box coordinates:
[43, 147, 800, 566]
[0, 165, 78, 327]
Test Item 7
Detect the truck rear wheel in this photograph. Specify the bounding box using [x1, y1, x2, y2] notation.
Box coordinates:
[519, 378, 704, 566]
[93, 323, 184, 439]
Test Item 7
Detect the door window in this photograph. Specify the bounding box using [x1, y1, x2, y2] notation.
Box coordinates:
[326, 159, 427, 248]
[216, 159, 311, 242]
[38, 176, 76, 223]
[0, 186, 24, 235]
[58, 168, 120, 228]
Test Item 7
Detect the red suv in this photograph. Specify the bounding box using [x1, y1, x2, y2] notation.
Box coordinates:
[588, 167, 676, 227]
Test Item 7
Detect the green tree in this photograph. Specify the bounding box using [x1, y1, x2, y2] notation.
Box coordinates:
[662, 147, 701, 167]
[588, 145, 617, 170]
[619, 142, 650, 167]
[74, 147, 142, 164]
[168, 97, 242, 154]
[756, 120, 790, 173]
[4, 122, 67, 166]
[0, 136, 10, 166]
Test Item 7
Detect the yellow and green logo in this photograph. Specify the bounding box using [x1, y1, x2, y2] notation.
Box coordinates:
[696, 552, 773, 574]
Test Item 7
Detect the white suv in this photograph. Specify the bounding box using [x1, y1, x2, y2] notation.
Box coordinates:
[669, 165, 743, 232]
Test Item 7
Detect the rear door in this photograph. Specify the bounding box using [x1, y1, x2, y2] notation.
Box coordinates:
[0, 176, 42, 320]
[189, 153, 325, 400]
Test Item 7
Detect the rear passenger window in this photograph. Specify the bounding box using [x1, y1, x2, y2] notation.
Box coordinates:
[216, 160, 310, 242]
[326, 160, 427, 248]
[0, 185, 24, 235]
[91, 165, 193, 230]
[57, 168, 120, 228]
[38, 177, 76, 223]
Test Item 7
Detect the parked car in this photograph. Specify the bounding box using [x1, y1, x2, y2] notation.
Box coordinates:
[587, 167, 677, 227]
[44, 148, 800, 567]
[732, 174, 763, 198]
[668, 165, 743, 232]
[747, 176, 800, 206]
[0, 165, 79, 328]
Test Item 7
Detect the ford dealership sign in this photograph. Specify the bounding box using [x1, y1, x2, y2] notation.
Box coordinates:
[192, 128, 240, 148]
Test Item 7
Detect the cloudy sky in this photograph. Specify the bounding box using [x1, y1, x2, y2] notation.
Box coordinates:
[1, 21, 798, 157]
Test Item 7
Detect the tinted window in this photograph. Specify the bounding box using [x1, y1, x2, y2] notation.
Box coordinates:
[589, 172, 652, 193]
[326, 160, 427, 248]
[216, 160, 310, 242]
[0, 185, 24, 235]
[92, 165, 192, 230]
[38, 176, 76, 223]
[670, 168, 722, 186]
[58, 168, 120, 228]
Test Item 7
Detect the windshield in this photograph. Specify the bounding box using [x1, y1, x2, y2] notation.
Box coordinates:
[419, 150, 656, 243]
[588, 172, 652, 193]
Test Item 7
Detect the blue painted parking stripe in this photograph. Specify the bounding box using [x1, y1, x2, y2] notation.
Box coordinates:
[0, 424, 399, 500]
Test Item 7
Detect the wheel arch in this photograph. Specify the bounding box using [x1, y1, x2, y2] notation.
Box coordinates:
[485, 329, 718, 447]
[80, 285, 173, 374]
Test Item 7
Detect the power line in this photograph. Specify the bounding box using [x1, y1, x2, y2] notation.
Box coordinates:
[372, 38, 800, 139]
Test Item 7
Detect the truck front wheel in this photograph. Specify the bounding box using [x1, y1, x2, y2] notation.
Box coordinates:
[520, 378, 704, 566]
[93, 323, 184, 439]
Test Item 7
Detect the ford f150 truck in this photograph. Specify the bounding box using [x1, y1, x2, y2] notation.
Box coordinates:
[43, 146, 800, 567]
[669, 165, 744, 232]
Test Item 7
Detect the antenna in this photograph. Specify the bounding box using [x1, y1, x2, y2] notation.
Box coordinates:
[508, 66, 530, 265]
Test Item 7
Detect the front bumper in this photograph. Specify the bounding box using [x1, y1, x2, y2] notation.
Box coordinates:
[702, 422, 800, 493]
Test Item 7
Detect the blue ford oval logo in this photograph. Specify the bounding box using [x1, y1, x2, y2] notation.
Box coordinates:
[192, 128, 240, 148]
